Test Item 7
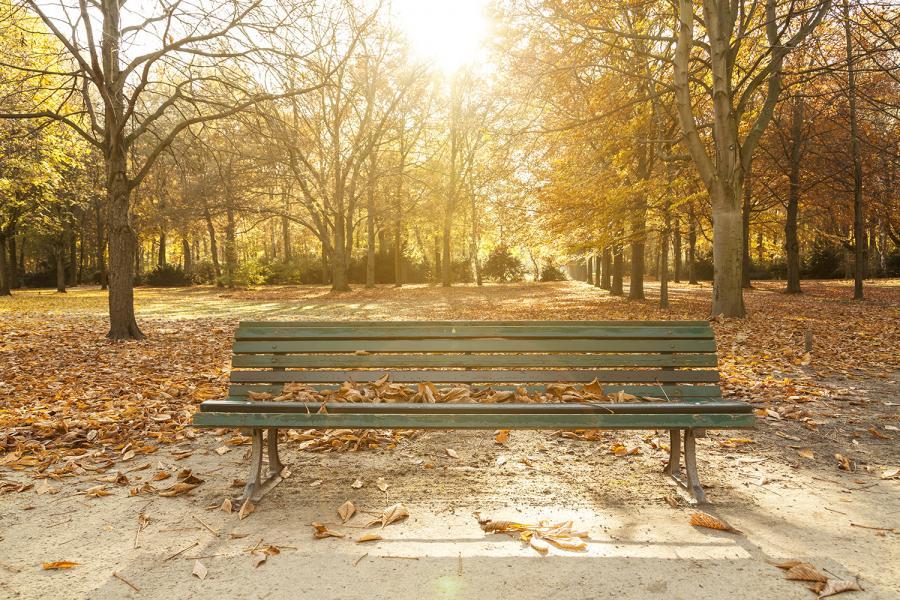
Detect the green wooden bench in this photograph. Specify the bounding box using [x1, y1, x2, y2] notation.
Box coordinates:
[193, 320, 753, 505]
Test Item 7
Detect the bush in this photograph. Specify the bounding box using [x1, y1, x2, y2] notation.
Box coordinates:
[481, 246, 525, 282]
[803, 240, 843, 279]
[693, 251, 714, 281]
[190, 261, 218, 284]
[146, 264, 191, 286]
[886, 249, 900, 277]
[539, 262, 567, 282]
[218, 258, 271, 287]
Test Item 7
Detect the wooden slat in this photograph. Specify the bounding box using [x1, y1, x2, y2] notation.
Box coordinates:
[226, 383, 724, 399]
[193, 411, 754, 430]
[201, 400, 751, 415]
[235, 325, 714, 340]
[232, 339, 716, 354]
[238, 320, 712, 328]
[230, 369, 720, 384]
[232, 354, 719, 369]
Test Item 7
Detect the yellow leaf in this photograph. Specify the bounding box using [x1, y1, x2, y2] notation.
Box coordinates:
[42, 561, 79, 570]
[494, 430, 510, 445]
[338, 500, 356, 523]
[690, 512, 741, 533]
[357, 533, 383, 543]
[785, 563, 827, 583]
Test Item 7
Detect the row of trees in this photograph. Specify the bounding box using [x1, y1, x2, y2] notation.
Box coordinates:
[0, 0, 896, 338]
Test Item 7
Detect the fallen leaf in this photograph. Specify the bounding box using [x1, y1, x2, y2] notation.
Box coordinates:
[338, 500, 356, 523]
[220, 498, 233, 513]
[191, 560, 207, 580]
[238, 499, 255, 520]
[445, 448, 459, 459]
[494, 430, 509, 445]
[529, 535, 550, 555]
[251, 551, 267, 568]
[158, 482, 199, 497]
[357, 533, 382, 543]
[797, 449, 815, 460]
[311, 522, 345, 539]
[375, 478, 388, 492]
[42, 561, 79, 570]
[818, 578, 862, 598]
[785, 563, 828, 583]
[690, 512, 741, 533]
[367, 503, 409, 528]
[881, 467, 899, 480]
[351, 479, 364, 489]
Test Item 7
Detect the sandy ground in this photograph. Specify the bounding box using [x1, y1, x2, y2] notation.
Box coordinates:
[1, 423, 898, 599]
[1, 280, 898, 599]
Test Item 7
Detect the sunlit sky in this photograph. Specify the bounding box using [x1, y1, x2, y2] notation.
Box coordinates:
[390, 0, 491, 73]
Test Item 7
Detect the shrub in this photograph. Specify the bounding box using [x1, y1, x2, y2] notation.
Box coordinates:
[803, 240, 843, 279]
[146, 264, 191, 286]
[481, 246, 525, 282]
[539, 262, 567, 282]
[190, 260, 218, 284]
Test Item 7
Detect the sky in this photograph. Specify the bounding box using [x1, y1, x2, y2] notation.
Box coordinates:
[390, 0, 491, 73]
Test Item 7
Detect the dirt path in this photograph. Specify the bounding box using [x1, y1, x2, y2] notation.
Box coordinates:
[1, 280, 897, 598]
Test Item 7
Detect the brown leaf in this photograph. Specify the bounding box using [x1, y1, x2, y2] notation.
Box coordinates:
[690, 512, 741, 533]
[785, 563, 828, 583]
[311, 522, 345, 539]
[351, 478, 364, 489]
[357, 533, 383, 543]
[817, 579, 862, 598]
[238, 499, 255, 520]
[367, 503, 409, 528]
[494, 430, 510, 445]
[192, 560, 208, 580]
[220, 498, 233, 513]
[445, 448, 459, 459]
[529, 535, 550, 555]
[42, 561, 79, 570]
[338, 500, 356, 523]
[797, 448, 815, 460]
[158, 482, 198, 497]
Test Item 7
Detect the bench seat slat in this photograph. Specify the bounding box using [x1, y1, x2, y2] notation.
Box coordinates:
[193, 411, 754, 430]
[232, 339, 717, 354]
[238, 320, 712, 328]
[236, 325, 714, 340]
[226, 383, 724, 399]
[232, 353, 719, 369]
[230, 369, 720, 384]
[201, 400, 752, 415]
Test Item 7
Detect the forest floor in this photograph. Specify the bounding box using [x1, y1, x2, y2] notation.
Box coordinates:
[0, 279, 898, 599]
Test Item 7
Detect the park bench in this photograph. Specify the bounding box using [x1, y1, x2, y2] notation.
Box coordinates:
[193, 320, 754, 505]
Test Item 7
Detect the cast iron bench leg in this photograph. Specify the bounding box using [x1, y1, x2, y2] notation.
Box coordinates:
[239, 428, 284, 505]
[666, 428, 708, 504]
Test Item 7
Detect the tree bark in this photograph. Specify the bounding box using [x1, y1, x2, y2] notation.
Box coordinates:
[660, 201, 671, 309]
[106, 151, 143, 339]
[203, 203, 221, 279]
[224, 200, 237, 288]
[785, 96, 803, 294]
[365, 160, 376, 289]
[673, 217, 682, 282]
[55, 244, 67, 293]
[741, 170, 753, 288]
[68, 224, 78, 286]
[586, 255, 593, 285]
[182, 236, 192, 279]
[94, 196, 107, 289]
[158, 231, 166, 268]
[629, 215, 645, 300]
[7, 234, 18, 289]
[601, 248, 611, 290]
[441, 214, 452, 287]
[593, 253, 601, 287]
[0, 236, 9, 296]
[611, 243, 624, 296]
[843, 0, 864, 300]
[688, 206, 698, 284]
[434, 235, 442, 282]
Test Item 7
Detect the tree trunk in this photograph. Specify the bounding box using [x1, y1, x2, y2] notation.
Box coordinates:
[741, 169, 753, 288]
[593, 253, 601, 287]
[281, 209, 291, 262]
[673, 217, 682, 282]
[434, 235, 442, 282]
[68, 225, 78, 286]
[785, 97, 803, 294]
[203, 203, 221, 279]
[365, 179, 376, 289]
[224, 200, 237, 288]
[55, 245, 67, 293]
[106, 150, 143, 339]
[158, 231, 166, 268]
[688, 207, 698, 284]
[94, 197, 107, 289]
[843, 0, 864, 300]
[601, 248, 611, 290]
[711, 183, 746, 316]
[611, 243, 624, 296]
[393, 219, 403, 288]
[660, 200, 671, 309]
[7, 234, 18, 289]
[0, 236, 9, 296]
[586, 255, 593, 284]
[182, 236, 193, 279]
[441, 214, 452, 287]
[629, 220, 645, 300]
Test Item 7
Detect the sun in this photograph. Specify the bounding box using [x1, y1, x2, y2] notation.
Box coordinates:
[391, 0, 490, 73]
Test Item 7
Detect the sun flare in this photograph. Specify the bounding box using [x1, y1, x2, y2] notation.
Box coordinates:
[391, 0, 490, 72]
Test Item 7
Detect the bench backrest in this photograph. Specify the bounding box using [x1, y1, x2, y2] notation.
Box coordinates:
[228, 321, 721, 402]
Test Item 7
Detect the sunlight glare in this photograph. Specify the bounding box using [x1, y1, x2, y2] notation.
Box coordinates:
[391, 0, 489, 73]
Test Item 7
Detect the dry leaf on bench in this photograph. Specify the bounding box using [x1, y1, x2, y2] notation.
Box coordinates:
[311, 522, 345, 539]
[690, 512, 741, 533]
[42, 561, 79, 570]
[338, 500, 356, 523]
[192, 560, 208, 580]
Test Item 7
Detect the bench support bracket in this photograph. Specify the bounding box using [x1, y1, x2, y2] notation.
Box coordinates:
[239, 428, 284, 505]
[666, 429, 708, 504]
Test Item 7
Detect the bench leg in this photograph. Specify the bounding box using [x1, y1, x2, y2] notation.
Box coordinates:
[239, 428, 285, 506]
[664, 429, 681, 476]
[666, 428, 708, 504]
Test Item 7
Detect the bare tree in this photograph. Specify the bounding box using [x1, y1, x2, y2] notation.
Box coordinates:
[0, 0, 331, 337]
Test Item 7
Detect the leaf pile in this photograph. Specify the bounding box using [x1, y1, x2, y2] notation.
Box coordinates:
[774, 560, 863, 598]
[476, 513, 590, 554]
